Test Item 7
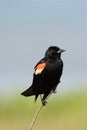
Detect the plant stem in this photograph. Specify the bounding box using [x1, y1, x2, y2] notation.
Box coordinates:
[29, 90, 53, 130]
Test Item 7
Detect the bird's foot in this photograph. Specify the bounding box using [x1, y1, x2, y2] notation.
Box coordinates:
[53, 90, 57, 93]
[41, 99, 47, 106]
[40, 95, 47, 106]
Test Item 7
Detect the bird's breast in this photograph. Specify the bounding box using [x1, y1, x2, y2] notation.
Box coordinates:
[45, 60, 63, 80]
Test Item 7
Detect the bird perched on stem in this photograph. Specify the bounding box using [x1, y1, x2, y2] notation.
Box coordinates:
[21, 46, 65, 105]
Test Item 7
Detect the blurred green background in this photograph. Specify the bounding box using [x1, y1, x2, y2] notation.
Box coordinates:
[0, 0, 87, 130]
[0, 90, 87, 130]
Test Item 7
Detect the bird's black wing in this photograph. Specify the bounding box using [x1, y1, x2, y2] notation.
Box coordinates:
[34, 58, 47, 75]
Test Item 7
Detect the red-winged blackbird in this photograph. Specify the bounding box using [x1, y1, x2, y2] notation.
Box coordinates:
[21, 46, 65, 105]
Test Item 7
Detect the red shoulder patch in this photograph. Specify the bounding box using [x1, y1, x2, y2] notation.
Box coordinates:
[35, 62, 46, 75]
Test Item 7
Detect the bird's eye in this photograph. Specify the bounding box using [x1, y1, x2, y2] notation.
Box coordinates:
[52, 51, 56, 55]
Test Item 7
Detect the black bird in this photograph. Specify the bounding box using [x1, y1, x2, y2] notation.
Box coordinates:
[21, 46, 65, 105]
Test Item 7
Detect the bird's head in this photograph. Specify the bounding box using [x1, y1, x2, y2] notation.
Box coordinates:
[45, 46, 65, 60]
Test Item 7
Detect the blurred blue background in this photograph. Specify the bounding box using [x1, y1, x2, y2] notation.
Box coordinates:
[0, 1, 87, 130]
[0, 0, 87, 96]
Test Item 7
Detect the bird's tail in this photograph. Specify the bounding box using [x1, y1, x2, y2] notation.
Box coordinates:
[21, 86, 33, 97]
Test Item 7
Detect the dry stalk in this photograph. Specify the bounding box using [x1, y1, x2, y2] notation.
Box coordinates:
[29, 90, 53, 130]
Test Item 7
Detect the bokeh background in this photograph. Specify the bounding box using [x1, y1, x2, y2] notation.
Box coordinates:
[0, 0, 87, 130]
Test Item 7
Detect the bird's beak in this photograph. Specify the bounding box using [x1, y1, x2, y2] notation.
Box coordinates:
[57, 49, 66, 53]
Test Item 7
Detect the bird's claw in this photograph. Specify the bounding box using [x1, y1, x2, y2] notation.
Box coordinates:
[53, 90, 57, 93]
[41, 99, 47, 106]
